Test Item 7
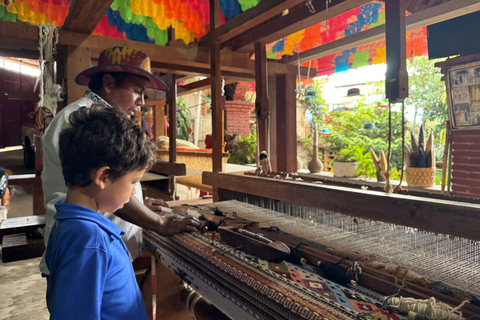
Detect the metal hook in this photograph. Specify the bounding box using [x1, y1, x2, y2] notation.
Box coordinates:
[306, 0, 315, 13]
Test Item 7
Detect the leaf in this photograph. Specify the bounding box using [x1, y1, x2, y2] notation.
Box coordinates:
[410, 131, 419, 154]
[379, 150, 388, 172]
[418, 125, 425, 151]
[370, 149, 381, 171]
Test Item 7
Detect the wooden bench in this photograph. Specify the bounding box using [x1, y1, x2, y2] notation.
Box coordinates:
[0, 215, 46, 263]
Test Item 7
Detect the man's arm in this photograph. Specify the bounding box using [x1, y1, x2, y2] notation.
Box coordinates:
[115, 196, 201, 236]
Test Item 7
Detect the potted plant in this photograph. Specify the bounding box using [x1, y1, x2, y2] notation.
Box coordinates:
[333, 147, 358, 178]
[404, 126, 435, 187]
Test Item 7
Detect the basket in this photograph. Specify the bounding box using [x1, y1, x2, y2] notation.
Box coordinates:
[405, 167, 436, 187]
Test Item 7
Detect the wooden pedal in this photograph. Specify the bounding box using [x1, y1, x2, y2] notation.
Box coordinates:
[2, 234, 45, 263]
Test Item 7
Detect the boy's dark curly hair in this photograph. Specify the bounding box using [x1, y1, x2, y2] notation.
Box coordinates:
[59, 105, 156, 188]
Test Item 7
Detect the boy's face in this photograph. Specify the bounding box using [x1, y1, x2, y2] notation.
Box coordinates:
[96, 168, 147, 213]
[106, 75, 149, 117]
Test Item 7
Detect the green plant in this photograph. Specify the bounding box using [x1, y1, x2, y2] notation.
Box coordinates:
[227, 131, 257, 165]
[335, 145, 376, 178]
[323, 91, 404, 170]
[176, 98, 192, 141]
[336, 148, 358, 162]
[297, 82, 327, 134]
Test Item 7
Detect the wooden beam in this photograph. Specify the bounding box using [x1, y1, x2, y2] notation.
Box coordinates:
[62, 0, 114, 34]
[203, 172, 480, 241]
[177, 78, 236, 96]
[151, 62, 255, 81]
[0, 21, 310, 77]
[201, 0, 305, 44]
[231, 0, 371, 53]
[282, 0, 480, 64]
[150, 161, 186, 176]
[6, 92, 39, 102]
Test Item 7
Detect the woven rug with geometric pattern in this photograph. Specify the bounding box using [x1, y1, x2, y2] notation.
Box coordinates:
[144, 229, 406, 320]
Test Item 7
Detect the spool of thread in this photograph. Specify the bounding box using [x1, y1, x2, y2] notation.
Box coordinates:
[203, 220, 218, 232]
[284, 248, 306, 265]
[213, 208, 224, 216]
[408, 312, 437, 320]
[317, 262, 356, 286]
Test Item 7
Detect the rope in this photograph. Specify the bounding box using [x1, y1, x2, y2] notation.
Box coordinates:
[37, 24, 59, 114]
[384, 100, 393, 193]
[395, 100, 406, 192]
[325, 0, 332, 33]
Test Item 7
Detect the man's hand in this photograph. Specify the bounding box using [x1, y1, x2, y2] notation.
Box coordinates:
[144, 197, 169, 211]
[156, 213, 202, 237]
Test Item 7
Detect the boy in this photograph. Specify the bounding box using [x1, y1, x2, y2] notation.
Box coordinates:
[45, 105, 155, 319]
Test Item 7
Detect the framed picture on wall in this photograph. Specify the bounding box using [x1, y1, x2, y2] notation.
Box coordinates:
[445, 59, 480, 130]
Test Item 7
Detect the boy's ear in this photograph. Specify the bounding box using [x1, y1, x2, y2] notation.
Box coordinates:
[92, 166, 111, 189]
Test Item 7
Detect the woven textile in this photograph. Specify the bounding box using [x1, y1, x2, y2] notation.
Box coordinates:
[144, 230, 404, 320]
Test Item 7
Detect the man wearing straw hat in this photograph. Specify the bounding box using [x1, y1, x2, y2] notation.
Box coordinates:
[40, 47, 201, 275]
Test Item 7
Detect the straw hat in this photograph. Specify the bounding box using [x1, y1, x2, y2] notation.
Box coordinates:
[75, 47, 168, 91]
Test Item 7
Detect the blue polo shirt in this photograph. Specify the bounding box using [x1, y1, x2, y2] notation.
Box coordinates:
[45, 201, 148, 320]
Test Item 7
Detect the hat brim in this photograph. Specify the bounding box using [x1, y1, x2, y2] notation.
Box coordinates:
[75, 65, 169, 91]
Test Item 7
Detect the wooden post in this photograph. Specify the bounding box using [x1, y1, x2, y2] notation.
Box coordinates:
[33, 114, 45, 215]
[66, 46, 90, 105]
[275, 73, 297, 172]
[385, 0, 408, 102]
[211, 40, 223, 175]
[441, 120, 450, 194]
[210, 0, 223, 201]
[268, 76, 277, 171]
[255, 42, 270, 156]
[149, 98, 166, 140]
[166, 28, 177, 199]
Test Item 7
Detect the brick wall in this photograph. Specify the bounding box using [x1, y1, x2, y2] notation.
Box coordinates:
[224, 101, 254, 138]
[233, 81, 250, 101]
[451, 129, 480, 198]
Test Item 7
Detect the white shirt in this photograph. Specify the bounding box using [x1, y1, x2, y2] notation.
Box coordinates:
[39, 91, 143, 274]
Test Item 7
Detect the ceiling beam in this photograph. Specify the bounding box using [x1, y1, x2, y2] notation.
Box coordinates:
[200, 0, 306, 45]
[282, 0, 480, 64]
[62, 0, 114, 34]
[177, 78, 236, 96]
[0, 21, 310, 77]
[231, 0, 371, 53]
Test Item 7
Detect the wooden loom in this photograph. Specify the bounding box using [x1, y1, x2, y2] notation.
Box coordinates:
[142, 173, 480, 319]
[194, 172, 480, 317]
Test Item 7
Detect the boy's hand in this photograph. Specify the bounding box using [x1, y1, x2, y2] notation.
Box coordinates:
[144, 197, 169, 211]
[157, 214, 201, 236]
